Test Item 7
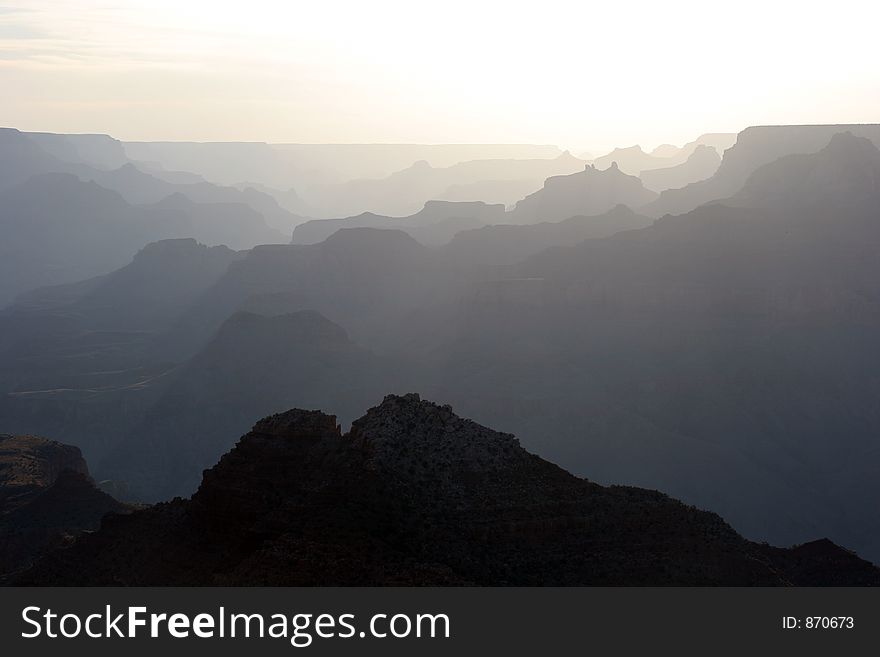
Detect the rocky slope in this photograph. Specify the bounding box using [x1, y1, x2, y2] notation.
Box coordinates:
[0, 434, 128, 581]
[18, 395, 879, 585]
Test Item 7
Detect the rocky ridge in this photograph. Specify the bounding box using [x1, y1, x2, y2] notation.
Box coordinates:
[17, 395, 880, 586]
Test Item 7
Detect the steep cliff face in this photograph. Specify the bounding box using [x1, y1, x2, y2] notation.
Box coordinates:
[0, 434, 128, 581]
[0, 434, 88, 513]
[18, 396, 880, 586]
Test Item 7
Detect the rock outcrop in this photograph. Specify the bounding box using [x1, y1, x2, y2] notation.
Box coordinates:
[18, 396, 880, 586]
[0, 434, 89, 513]
[0, 434, 128, 581]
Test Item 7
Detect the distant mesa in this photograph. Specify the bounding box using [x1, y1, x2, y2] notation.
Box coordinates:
[292, 200, 506, 246]
[507, 162, 657, 224]
[302, 151, 586, 218]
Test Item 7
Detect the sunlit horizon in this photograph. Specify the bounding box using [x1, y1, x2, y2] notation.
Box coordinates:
[1, 0, 879, 152]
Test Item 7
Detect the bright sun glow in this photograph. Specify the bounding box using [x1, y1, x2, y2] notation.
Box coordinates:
[1, 0, 878, 150]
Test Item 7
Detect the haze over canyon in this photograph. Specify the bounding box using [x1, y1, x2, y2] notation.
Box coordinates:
[1, 120, 880, 586]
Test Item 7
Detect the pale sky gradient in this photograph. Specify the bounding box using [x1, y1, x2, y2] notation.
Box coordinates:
[1, 0, 878, 152]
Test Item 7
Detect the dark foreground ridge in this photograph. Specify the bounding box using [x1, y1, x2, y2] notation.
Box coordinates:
[17, 395, 880, 585]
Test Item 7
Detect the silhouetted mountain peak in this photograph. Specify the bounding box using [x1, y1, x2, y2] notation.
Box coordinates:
[824, 131, 880, 157]
[508, 162, 657, 223]
[604, 202, 639, 217]
[249, 407, 341, 441]
[20, 398, 880, 585]
[350, 393, 523, 478]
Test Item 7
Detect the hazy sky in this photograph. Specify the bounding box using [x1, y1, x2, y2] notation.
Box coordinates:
[1, 0, 878, 152]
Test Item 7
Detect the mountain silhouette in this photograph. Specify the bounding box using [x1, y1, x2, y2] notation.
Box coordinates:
[644, 124, 880, 216]
[123, 142, 563, 192]
[639, 144, 721, 192]
[292, 200, 505, 245]
[0, 239, 243, 467]
[592, 145, 662, 175]
[0, 128, 82, 191]
[90, 163, 300, 233]
[16, 395, 879, 585]
[0, 172, 283, 306]
[103, 310, 388, 500]
[508, 163, 657, 224]
[730, 132, 880, 208]
[591, 133, 735, 176]
[164, 227, 447, 360]
[0, 434, 127, 581]
[302, 152, 585, 218]
[5, 124, 880, 569]
[445, 205, 654, 267]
